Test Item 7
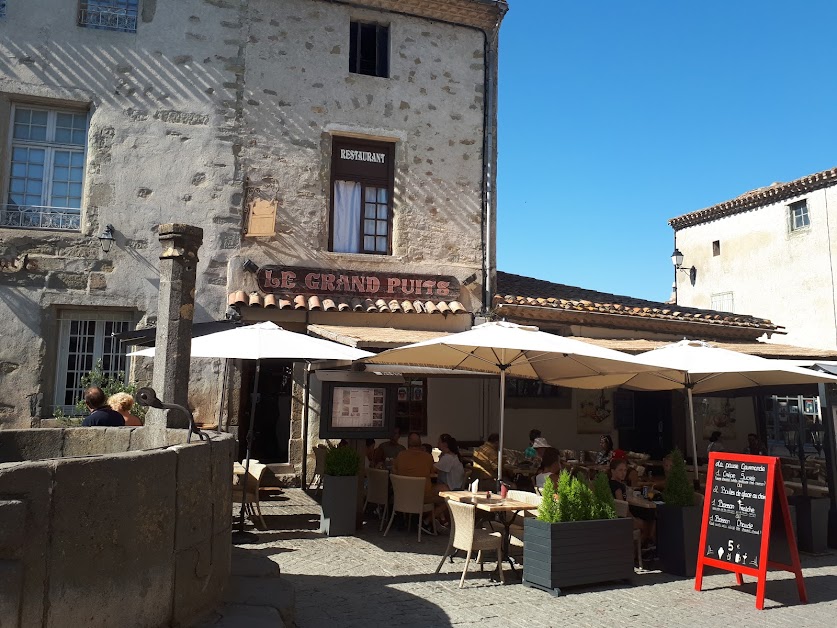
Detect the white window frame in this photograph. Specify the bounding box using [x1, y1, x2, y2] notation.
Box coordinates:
[2, 103, 89, 231]
[788, 200, 810, 232]
[53, 310, 133, 415]
[710, 292, 735, 313]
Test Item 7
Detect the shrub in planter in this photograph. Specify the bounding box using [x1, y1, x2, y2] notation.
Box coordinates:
[657, 449, 703, 577]
[320, 445, 362, 537]
[524, 471, 633, 594]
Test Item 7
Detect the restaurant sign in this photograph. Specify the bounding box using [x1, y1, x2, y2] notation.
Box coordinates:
[257, 266, 460, 300]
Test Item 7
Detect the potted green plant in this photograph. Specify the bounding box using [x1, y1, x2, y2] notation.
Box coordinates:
[319, 444, 362, 537]
[523, 471, 633, 594]
[656, 449, 703, 577]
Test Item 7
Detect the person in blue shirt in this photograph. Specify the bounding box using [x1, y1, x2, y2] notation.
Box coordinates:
[81, 386, 125, 427]
[524, 428, 541, 459]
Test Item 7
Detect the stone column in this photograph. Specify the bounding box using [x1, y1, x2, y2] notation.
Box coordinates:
[146, 224, 203, 439]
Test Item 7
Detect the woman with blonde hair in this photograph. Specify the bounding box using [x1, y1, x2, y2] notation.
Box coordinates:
[108, 392, 143, 426]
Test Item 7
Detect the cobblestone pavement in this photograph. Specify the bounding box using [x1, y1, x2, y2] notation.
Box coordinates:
[239, 490, 837, 628]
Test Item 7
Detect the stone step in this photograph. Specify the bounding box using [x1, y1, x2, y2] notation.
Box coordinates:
[221, 575, 295, 627]
[190, 603, 285, 628]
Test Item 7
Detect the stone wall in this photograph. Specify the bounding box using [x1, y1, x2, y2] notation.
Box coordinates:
[0, 428, 234, 627]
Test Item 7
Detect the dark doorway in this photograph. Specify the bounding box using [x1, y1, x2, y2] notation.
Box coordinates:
[238, 360, 293, 463]
[618, 391, 673, 460]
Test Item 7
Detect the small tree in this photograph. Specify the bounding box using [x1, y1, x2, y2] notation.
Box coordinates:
[555, 469, 573, 522]
[324, 444, 362, 476]
[664, 449, 695, 507]
[592, 471, 617, 520]
[538, 476, 560, 523]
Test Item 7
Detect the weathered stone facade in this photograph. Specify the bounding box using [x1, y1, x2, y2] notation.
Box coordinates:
[0, 0, 505, 431]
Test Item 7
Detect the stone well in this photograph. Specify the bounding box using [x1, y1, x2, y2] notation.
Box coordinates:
[0, 427, 234, 627]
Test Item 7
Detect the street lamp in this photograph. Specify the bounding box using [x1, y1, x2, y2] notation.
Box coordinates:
[671, 248, 697, 284]
[98, 224, 116, 253]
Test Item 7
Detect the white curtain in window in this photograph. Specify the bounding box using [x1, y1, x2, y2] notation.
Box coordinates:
[333, 180, 361, 253]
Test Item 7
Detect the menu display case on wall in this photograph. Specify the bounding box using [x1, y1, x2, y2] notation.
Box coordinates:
[764, 395, 821, 456]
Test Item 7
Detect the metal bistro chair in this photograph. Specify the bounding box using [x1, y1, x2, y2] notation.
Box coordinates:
[232, 462, 268, 530]
[384, 474, 437, 542]
[436, 499, 504, 587]
[308, 445, 327, 494]
[364, 467, 390, 531]
[614, 499, 642, 570]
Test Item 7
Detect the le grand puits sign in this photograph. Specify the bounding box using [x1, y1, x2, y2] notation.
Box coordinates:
[257, 266, 461, 301]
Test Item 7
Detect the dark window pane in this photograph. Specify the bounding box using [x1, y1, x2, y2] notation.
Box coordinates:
[376, 25, 389, 77]
[359, 23, 377, 75]
[349, 22, 358, 72]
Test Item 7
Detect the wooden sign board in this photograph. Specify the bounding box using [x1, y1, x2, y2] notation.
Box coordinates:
[695, 452, 806, 610]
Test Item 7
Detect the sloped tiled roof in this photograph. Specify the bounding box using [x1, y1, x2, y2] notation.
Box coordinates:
[669, 166, 837, 230]
[333, 0, 508, 31]
[228, 290, 467, 315]
[494, 272, 782, 335]
[575, 337, 837, 360]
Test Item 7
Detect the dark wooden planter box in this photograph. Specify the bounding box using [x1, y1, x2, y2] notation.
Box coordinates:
[522, 517, 634, 594]
[657, 504, 702, 577]
[788, 495, 829, 553]
[320, 474, 358, 537]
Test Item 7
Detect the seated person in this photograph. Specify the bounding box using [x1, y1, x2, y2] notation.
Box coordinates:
[610, 458, 655, 547]
[745, 433, 767, 456]
[107, 392, 142, 426]
[393, 432, 436, 499]
[364, 438, 377, 469]
[375, 427, 405, 466]
[595, 435, 614, 465]
[422, 443, 433, 456]
[433, 434, 465, 526]
[534, 447, 562, 489]
[471, 433, 517, 489]
[524, 428, 542, 459]
[82, 386, 125, 427]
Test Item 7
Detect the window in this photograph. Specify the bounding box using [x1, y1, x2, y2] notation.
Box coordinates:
[54, 311, 133, 414]
[349, 21, 389, 78]
[789, 200, 810, 232]
[330, 138, 394, 255]
[712, 240, 720, 256]
[2, 105, 88, 230]
[396, 379, 427, 435]
[78, 1, 138, 33]
[711, 292, 734, 313]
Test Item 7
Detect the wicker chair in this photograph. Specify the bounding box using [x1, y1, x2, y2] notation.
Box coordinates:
[435, 499, 504, 587]
[232, 462, 268, 529]
[364, 468, 390, 531]
[614, 499, 642, 569]
[384, 474, 437, 542]
[505, 489, 542, 548]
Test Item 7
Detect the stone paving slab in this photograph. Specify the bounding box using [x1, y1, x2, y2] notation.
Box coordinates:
[236, 489, 837, 628]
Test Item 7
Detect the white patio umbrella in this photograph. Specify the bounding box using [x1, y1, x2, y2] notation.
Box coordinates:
[363, 321, 667, 485]
[130, 321, 373, 532]
[553, 339, 837, 481]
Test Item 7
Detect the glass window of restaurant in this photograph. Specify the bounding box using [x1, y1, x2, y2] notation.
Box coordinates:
[395, 379, 427, 435]
[330, 138, 394, 255]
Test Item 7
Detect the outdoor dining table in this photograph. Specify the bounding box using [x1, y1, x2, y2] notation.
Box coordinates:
[439, 490, 539, 579]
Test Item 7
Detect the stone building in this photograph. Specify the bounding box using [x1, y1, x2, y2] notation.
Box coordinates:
[0, 0, 508, 477]
[669, 166, 837, 351]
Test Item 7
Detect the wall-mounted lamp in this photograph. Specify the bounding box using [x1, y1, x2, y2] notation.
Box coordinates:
[98, 224, 116, 253]
[242, 258, 260, 273]
[671, 248, 697, 283]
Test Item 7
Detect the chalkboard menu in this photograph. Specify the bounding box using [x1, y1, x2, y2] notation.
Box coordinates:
[695, 452, 807, 610]
[703, 457, 768, 569]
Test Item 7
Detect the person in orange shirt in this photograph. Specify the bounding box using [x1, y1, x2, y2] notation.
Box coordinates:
[393, 432, 435, 500]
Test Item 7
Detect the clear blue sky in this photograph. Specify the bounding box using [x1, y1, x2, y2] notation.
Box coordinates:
[497, 0, 837, 302]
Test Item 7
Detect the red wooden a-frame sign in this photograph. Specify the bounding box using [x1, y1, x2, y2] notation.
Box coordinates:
[695, 452, 806, 610]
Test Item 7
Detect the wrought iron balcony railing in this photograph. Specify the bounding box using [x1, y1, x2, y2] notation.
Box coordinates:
[77, 3, 138, 33]
[0, 204, 81, 231]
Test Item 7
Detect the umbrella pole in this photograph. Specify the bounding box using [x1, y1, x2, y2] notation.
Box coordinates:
[238, 359, 261, 533]
[687, 387, 700, 485]
[497, 368, 506, 490]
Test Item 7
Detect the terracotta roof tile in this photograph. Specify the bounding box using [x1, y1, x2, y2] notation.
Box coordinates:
[669, 166, 837, 229]
[230, 291, 467, 315]
[495, 271, 781, 334]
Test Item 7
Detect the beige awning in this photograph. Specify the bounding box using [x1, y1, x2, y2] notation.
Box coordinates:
[572, 337, 837, 360]
[307, 324, 449, 349]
